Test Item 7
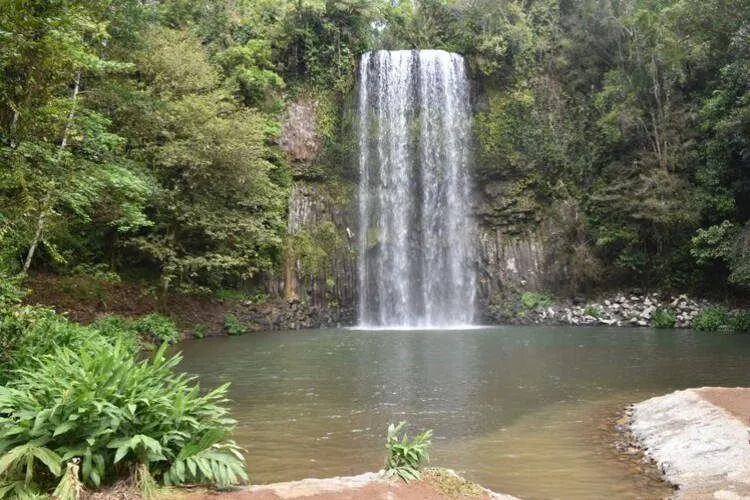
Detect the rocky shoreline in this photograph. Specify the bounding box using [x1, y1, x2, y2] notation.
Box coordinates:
[627, 388, 750, 498]
[234, 291, 713, 332]
[488, 291, 710, 329]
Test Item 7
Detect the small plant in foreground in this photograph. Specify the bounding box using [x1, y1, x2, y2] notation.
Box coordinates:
[652, 307, 676, 328]
[0, 342, 247, 496]
[384, 422, 432, 482]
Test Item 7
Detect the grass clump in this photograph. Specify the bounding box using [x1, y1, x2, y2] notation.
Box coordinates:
[520, 291, 552, 310]
[583, 305, 601, 318]
[422, 468, 485, 497]
[727, 310, 750, 333]
[692, 306, 729, 332]
[223, 314, 248, 335]
[652, 307, 676, 328]
[383, 422, 432, 482]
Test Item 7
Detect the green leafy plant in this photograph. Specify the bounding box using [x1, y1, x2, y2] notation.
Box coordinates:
[520, 291, 552, 310]
[1, 306, 139, 384]
[69, 263, 122, 283]
[193, 324, 208, 339]
[134, 312, 180, 344]
[0, 273, 27, 308]
[0, 342, 247, 496]
[692, 306, 729, 332]
[583, 305, 601, 318]
[223, 314, 248, 336]
[383, 422, 432, 482]
[652, 307, 676, 328]
[727, 310, 750, 333]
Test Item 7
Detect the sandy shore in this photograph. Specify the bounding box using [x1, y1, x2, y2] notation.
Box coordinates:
[631, 387, 750, 499]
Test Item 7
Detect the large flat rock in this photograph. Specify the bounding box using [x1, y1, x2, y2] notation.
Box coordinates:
[173, 470, 519, 499]
[631, 388, 750, 499]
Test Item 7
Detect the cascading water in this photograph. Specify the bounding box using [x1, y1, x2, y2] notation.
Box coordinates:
[357, 49, 477, 328]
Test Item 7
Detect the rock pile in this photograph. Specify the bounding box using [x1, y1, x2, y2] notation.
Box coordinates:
[232, 299, 356, 332]
[499, 292, 709, 328]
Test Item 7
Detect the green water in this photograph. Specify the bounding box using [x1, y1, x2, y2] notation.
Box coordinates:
[177, 326, 750, 499]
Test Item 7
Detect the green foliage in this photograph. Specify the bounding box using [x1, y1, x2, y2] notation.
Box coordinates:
[192, 324, 207, 340]
[0, 306, 139, 384]
[0, 274, 27, 308]
[520, 292, 552, 310]
[583, 305, 601, 318]
[692, 306, 730, 332]
[134, 313, 180, 344]
[383, 422, 432, 482]
[69, 263, 121, 283]
[652, 307, 676, 329]
[2, 0, 750, 298]
[129, 28, 291, 292]
[92, 313, 179, 347]
[223, 314, 248, 336]
[727, 310, 750, 334]
[0, 343, 247, 493]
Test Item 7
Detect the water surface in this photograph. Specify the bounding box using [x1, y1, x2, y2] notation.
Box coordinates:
[177, 326, 750, 499]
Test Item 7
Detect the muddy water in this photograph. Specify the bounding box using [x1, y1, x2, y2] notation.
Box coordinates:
[177, 326, 750, 499]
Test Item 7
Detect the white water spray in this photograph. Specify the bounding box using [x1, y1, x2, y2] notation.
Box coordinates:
[357, 50, 476, 328]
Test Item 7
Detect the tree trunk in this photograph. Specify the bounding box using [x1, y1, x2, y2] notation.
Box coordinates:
[22, 71, 81, 273]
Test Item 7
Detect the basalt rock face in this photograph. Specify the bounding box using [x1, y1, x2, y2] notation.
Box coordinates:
[279, 181, 358, 326]
[477, 228, 546, 310]
[277, 93, 358, 326]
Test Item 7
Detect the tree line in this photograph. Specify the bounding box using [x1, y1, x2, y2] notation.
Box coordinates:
[1, 0, 748, 297]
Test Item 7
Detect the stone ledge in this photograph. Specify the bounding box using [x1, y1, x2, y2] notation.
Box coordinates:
[631, 388, 750, 498]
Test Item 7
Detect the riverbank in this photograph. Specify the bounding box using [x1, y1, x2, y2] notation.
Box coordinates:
[153, 469, 518, 499]
[23, 273, 738, 335]
[628, 387, 750, 498]
[486, 291, 712, 329]
[24, 273, 354, 337]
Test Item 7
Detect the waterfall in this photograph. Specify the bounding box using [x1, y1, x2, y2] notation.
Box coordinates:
[357, 49, 477, 328]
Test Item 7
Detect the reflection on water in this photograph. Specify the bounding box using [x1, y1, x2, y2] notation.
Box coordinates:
[176, 326, 750, 498]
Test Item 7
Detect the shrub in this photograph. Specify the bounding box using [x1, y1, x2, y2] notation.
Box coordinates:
[93, 313, 180, 346]
[134, 312, 180, 344]
[193, 324, 208, 339]
[652, 307, 676, 328]
[1, 307, 139, 384]
[692, 306, 729, 332]
[727, 310, 750, 333]
[0, 342, 247, 496]
[69, 263, 121, 283]
[583, 305, 601, 318]
[223, 314, 247, 335]
[0, 273, 26, 308]
[520, 291, 552, 310]
[383, 422, 432, 482]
